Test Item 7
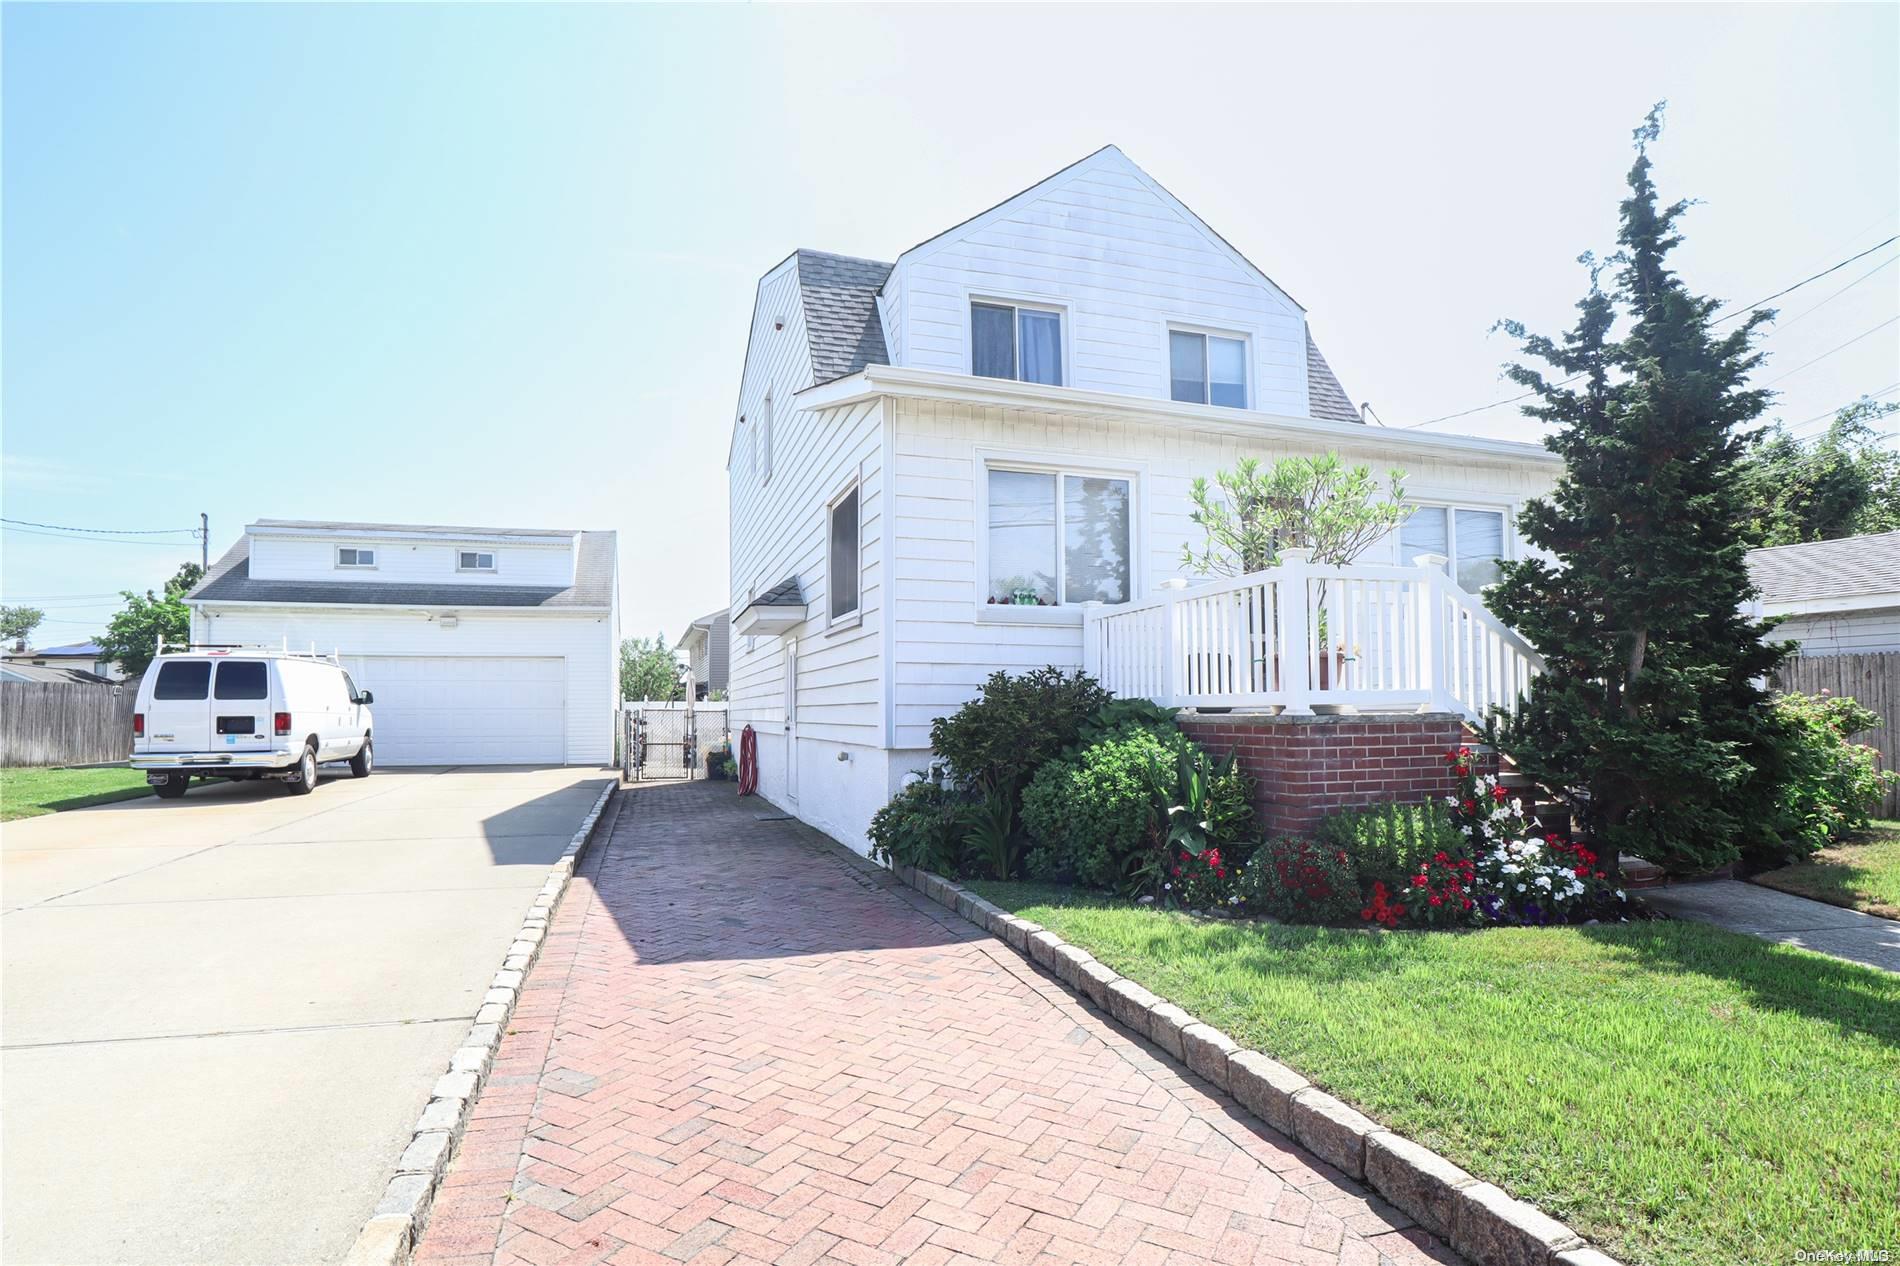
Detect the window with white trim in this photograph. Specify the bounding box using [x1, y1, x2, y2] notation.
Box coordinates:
[972, 301, 1063, 386]
[987, 467, 1130, 606]
[1169, 329, 1248, 408]
[336, 547, 376, 568]
[1401, 505, 1508, 590]
[827, 483, 860, 622]
[457, 550, 496, 572]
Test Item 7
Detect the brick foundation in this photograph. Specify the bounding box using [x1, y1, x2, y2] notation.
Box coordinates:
[1177, 711, 1492, 838]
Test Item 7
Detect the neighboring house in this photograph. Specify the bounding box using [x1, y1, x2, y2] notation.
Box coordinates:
[676, 609, 731, 699]
[0, 661, 117, 686]
[187, 520, 619, 765]
[725, 145, 1563, 851]
[4, 641, 122, 680]
[1748, 530, 1900, 655]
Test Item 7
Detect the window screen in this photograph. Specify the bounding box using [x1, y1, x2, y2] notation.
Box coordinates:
[829, 488, 860, 620]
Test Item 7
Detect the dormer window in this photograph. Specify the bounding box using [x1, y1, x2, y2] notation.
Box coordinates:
[972, 301, 1063, 386]
[1169, 329, 1248, 409]
[457, 550, 497, 573]
[336, 547, 376, 568]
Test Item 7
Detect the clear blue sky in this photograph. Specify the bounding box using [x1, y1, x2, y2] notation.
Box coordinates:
[4, 3, 1896, 646]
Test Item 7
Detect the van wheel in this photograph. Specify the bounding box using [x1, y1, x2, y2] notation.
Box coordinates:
[349, 738, 373, 778]
[287, 745, 318, 795]
[152, 775, 190, 800]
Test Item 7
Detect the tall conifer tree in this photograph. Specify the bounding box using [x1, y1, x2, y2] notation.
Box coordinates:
[1489, 106, 1791, 872]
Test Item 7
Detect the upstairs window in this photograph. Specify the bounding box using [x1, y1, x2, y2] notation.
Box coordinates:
[972, 302, 1063, 386]
[828, 484, 860, 623]
[336, 547, 376, 568]
[987, 467, 1130, 606]
[1401, 505, 1507, 591]
[1169, 330, 1248, 408]
[457, 550, 497, 572]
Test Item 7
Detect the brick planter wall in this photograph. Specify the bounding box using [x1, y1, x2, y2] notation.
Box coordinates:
[1178, 711, 1492, 837]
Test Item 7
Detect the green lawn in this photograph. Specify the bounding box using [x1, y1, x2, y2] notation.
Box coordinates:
[970, 881, 1900, 1266]
[0, 766, 152, 821]
[1754, 821, 1900, 919]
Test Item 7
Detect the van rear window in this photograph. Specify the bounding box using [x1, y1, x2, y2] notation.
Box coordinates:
[215, 661, 268, 700]
[153, 661, 212, 700]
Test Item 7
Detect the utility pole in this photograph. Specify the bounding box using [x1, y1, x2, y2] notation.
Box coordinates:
[200, 512, 208, 570]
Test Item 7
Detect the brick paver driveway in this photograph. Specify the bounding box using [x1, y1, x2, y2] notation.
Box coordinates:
[416, 782, 1450, 1266]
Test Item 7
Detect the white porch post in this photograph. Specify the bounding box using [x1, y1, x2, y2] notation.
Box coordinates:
[1413, 554, 1457, 714]
[1081, 601, 1103, 683]
[1159, 580, 1186, 708]
[1278, 549, 1314, 715]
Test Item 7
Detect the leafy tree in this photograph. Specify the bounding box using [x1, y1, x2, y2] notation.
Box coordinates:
[1181, 453, 1408, 576]
[1736, 399, 1900, 546]
[619, 633, 683, 701]
[97, 562, 205, 675]
[1487, 105, 1791, 874]
[1, 605, 44, 648]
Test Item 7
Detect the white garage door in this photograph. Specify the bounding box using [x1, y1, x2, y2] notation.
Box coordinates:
[345, 656, 565, 766]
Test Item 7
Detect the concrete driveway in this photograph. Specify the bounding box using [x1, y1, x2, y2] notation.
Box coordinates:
[1, 764, 614, 1266]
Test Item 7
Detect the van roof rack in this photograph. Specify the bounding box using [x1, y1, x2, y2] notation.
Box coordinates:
[154, 637, 342, 663]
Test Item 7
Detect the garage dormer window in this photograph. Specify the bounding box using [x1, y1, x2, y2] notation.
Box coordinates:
[336, 547, 376, 568]
[457, 550, 497, 573]
[972, 301, 1063, 386]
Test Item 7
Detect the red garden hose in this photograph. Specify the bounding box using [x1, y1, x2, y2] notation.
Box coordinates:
[737, 724, 759, 796]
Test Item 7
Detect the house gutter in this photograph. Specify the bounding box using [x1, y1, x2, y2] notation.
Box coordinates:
[794, 366, 1562, 467]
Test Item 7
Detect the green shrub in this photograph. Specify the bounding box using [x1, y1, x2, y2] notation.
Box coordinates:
[1021, 727, 1253, 893]
[1763, 691, 1896, 860]
[868, 781, 968, 874]
[1316, 800, 1464, 895]
[1247, 837, 1361, 923]
[1074, 698, 1180, 748]
[929, 668, 1109, 800]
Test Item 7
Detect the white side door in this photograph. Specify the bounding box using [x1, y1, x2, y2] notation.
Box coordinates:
[783, 639, 798, 805]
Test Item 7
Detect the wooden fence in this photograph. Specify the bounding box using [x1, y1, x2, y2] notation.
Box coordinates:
[1772, 652, 1900, 817]
[1, 682, 138, 767]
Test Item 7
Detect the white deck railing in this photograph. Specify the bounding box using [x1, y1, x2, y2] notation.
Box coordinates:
[1081, 549, 1543, 722]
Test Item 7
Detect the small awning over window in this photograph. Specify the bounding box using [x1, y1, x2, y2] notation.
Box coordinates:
[733, 577, 808, 637]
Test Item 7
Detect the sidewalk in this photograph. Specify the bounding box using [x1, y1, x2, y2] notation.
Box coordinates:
[1642, 879, 1899, 973]
[411, 781, 1449, 1266]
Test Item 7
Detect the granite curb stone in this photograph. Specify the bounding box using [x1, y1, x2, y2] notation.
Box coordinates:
[890, 863, 1621, 1266]
[339, 779, 619, 1266]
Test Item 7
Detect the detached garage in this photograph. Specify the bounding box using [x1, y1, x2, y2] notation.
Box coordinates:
[187, 520, 619, 766]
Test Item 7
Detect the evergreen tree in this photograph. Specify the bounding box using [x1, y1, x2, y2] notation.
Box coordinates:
[1488, 106, 1791, 873]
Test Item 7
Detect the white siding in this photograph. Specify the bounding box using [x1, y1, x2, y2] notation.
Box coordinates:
[886, 397, 1560, 749]
[726, 256, 889, 830]
[1775, 607, 1900, 656]
[883, 148, 1314, 416]
[187, 606, 617, 764]
[249, 534, 576, 588]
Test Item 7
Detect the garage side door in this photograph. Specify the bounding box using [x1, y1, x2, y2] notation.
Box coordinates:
[347, 657, 565, 766]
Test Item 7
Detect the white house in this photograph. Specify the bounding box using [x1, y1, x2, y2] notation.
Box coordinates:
[188, 520, 618, 765]
[676, 609, 731, 699]
[725, 146, 1562, 851]
[1748, 530, 1900, 655]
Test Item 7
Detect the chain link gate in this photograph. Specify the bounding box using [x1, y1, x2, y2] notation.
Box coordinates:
[622, 706, 698, 781]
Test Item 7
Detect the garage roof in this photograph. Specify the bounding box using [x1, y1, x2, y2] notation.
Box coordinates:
[190, 529, 617, 610]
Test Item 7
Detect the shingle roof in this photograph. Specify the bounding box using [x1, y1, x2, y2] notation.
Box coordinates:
[251, 518, 579, 538]
[189, 527, 617, 610]
[0, 662, 115, 685]
[1305, 331, 1359, 423]
[1747, 531, 1900, 606]
[11, 641, 104, 658]
[746, 577, 806, 609]
[796, 251, 892, 384]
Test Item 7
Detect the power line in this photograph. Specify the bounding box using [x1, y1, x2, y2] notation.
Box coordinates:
[1760, 316, 1899, 388]
[0, 517, 200, 536]
[1711, 236, 1898, 325]
[1783, 382, 1900, 436]
[1399, 237, 1900, 430]
[1, 525, 204, 547]
[1767, 255, 1898, 337]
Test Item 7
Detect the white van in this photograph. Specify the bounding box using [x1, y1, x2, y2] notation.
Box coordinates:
[130, 647, 374, 798]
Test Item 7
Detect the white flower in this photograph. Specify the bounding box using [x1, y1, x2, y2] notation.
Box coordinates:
[1616, 889, 1627, 900]
[1516, 883, 1526, 892]
[1163, 883, 1172, 891]
[1535, 876, 1552, 889]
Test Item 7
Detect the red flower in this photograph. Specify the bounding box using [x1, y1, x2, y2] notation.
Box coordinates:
[1491, 785, 1508, 802]
[1461, 799, 1476, 813]
[1428, 895, 1443, 906]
